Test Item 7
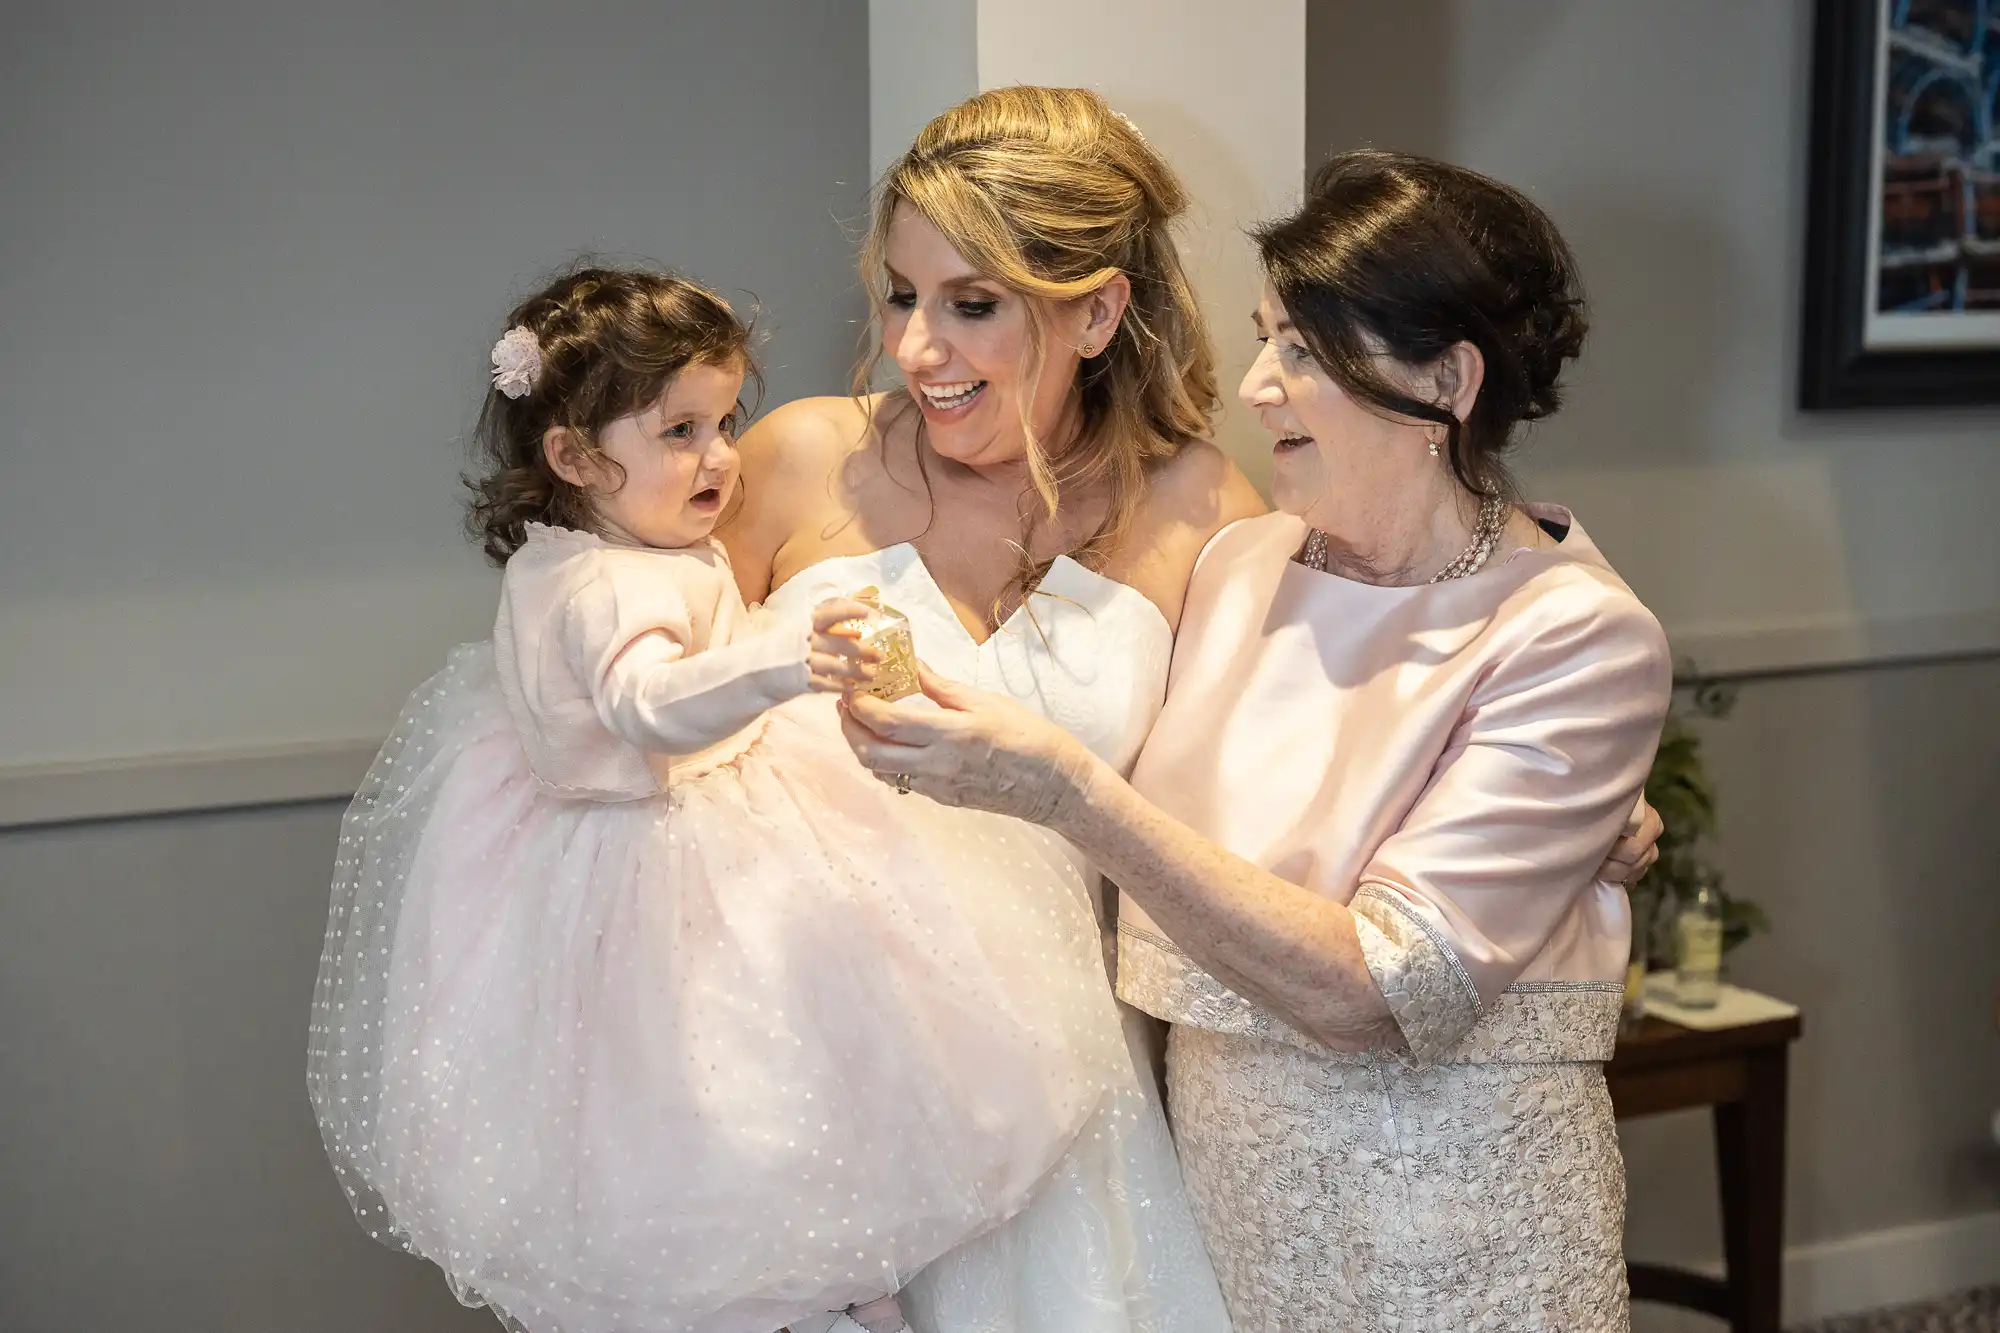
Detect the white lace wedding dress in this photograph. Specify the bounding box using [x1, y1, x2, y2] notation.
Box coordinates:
[763, 544, 1230, 1333]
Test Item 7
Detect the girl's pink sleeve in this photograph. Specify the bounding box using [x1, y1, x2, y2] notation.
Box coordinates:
[561, 553, 812, 754]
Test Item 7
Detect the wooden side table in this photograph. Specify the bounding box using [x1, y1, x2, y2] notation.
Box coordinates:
[1607, 1010, 1804, 1333]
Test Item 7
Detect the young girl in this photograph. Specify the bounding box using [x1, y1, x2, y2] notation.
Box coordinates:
[306, 268, 1130, 1333]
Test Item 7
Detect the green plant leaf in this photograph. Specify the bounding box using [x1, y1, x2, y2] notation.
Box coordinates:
[1719, 890, 1769, 954]
[1635, 687, 1769, 964]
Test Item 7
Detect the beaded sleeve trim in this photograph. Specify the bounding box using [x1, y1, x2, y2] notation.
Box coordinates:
[1349, 882, 1482, 1063]
[1116, 918, 1621, 1066]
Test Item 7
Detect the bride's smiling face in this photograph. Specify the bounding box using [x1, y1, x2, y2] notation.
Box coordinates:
[880, 203, 1086, 469]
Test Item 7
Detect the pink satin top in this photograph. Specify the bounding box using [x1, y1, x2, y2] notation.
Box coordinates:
[1117, 507, 1672, 1065]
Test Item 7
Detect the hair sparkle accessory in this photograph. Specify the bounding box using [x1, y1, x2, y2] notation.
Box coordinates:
[490, 326, 542, 400]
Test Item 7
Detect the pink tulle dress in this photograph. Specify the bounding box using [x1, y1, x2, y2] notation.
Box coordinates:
[308, 523, 1127, 1333]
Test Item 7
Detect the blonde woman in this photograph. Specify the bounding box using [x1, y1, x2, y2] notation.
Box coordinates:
[735, 92, 1660, 1331]
[730, 86, 1250, 1333]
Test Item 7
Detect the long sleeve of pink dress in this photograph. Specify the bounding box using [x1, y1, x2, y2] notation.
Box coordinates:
[491, 523, 811, 796]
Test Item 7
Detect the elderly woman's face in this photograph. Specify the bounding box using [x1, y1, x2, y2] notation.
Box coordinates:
[1241, 285, 1429, 533]
[880, 204, 1082, 469]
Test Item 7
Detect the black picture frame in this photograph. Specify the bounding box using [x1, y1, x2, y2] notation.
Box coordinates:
[1800, 0, 2000, 409]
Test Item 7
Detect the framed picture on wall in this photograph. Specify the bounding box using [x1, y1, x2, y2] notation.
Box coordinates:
[1801, 0, 2000, 408]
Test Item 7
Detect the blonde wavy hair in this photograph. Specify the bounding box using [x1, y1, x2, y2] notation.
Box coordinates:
[856, 85, 1218, 598]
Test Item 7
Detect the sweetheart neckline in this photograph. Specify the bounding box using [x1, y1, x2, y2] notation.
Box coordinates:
[777, 541, 1172, 649]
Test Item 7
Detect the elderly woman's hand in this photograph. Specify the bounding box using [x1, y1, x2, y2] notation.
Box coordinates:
[839, 666, 1102, 826]
[1598, 796, 1663, 887]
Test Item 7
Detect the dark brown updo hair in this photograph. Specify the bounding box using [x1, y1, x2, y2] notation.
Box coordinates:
[1252, 151, 1587, 497]
[464, 265, 757, 564]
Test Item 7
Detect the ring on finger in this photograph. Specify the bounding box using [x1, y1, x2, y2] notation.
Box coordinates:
[893, 772, 913, 795]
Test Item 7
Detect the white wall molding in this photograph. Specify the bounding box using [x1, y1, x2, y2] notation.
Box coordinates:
[5, 613, 1997, 829]
[1782, 1210, 2000, 1323]
[0, 739, 376, 830]
[1667, 606, 2000, 680]
[1640, 1209, 2000, 1326]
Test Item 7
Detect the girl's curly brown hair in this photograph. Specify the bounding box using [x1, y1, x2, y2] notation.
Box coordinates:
[465, 265, 758, 564]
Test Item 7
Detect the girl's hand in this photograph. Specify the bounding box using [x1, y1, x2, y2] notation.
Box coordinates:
[1599, 796, 1663, 886]
[807, 598, 880, 695]
[839, 665, 1100, 826]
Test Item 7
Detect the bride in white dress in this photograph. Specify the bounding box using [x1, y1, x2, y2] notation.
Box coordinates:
[725, 87, 1266, 1332]
[761, 545, 1212, 1333]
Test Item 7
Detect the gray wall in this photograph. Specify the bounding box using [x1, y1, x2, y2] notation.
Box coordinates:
[1307, 0, 2000, 1277]
[1306, 0, 2000, 657]
[0, 2, 868, 1329]
[0, 801, 499, 1332]
[0, 0, 869, 767]
[7, 1, 1997, 1328]
[1617, 659, 2000, 1255]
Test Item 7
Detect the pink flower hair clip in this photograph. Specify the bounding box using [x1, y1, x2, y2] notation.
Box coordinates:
[490, 326, 542, 400]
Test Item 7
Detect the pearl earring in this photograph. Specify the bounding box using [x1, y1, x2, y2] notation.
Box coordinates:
[1427, 428, 1444, 459]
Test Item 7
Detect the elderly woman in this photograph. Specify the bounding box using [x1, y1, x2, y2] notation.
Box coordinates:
[840, 150, 1672, 1332]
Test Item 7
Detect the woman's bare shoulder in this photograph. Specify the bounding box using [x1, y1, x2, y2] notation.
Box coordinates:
[1104, 439, 1268, 630]
[721, 396, 885, 598]
[1144, 439, 1267, 536]
[736, 394, 882, 479]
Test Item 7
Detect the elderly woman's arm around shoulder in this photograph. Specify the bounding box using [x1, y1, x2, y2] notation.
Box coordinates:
[840, 587, 1670, 1061]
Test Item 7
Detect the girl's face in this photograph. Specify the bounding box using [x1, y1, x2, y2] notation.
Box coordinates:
[549, 359, 744, 550]
[879, 203, 1086, 469]
[1239, 284, 1428, 534]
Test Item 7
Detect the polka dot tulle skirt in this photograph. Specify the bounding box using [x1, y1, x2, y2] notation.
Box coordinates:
[307, 645, 1138, 1333]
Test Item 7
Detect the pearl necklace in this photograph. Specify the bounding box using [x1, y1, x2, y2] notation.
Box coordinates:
[1300, 492, 1510, 583]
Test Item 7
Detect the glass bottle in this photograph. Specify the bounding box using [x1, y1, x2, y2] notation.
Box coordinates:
[1673, 881, 1724, 1009]
[851, 586, 920, 702]
[1621, 886, 1655, 1033]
